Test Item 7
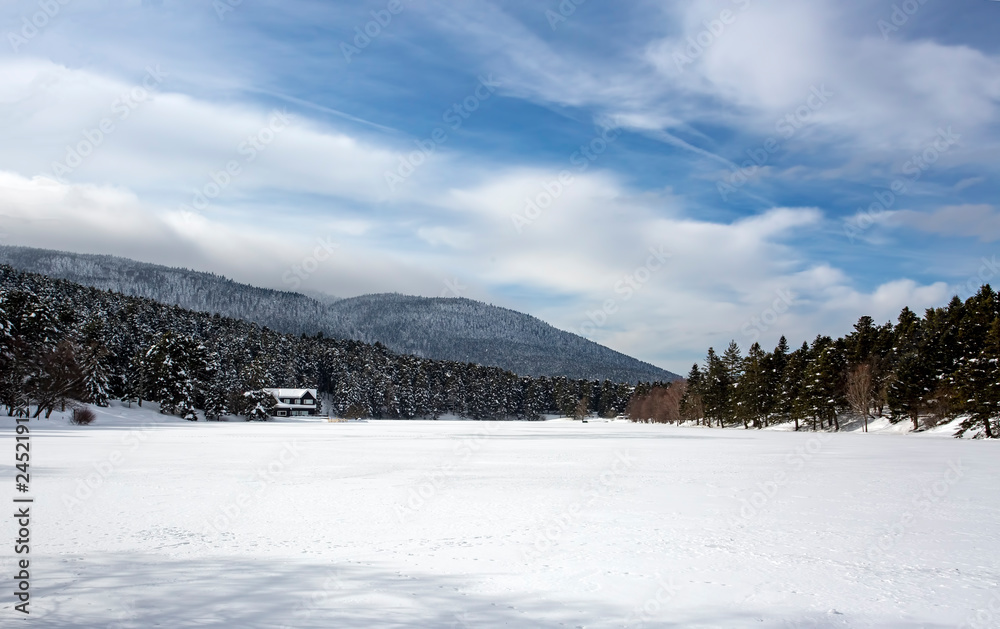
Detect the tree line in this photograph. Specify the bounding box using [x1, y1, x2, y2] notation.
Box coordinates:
[628, 285, 1000, 438]
[0, 266, 647, 421]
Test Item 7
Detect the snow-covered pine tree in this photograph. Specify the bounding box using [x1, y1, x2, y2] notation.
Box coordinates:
[887, 307, 933, 430]
[782, 342, 809, 431]
[763, 337, 789, 425]
[0, 289, 21, 417]
[702, 347, 732, 427]
[141, 332, 211, 417]
[243, 388, 276, 421]
[79, 342, 112, 407]
[737, 342, 771, 429]
[177, 379, 199, 421]
[799, 336, 845, 430]
[0, 288, 12, 353]
[202, 370, 230, 421]
[956, 317, 1000, 438]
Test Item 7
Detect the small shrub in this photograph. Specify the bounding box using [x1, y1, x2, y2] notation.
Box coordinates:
[342, 403, 367, 420]
[922, 414, 942, 429]
[71, 407, 96, 425]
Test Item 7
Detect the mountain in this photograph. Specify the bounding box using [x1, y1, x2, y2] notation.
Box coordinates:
[0, 245, 679, 383]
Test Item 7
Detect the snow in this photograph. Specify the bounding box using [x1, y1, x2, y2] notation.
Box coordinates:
[265, 388, 317, 399]
[758, 414, 970, 437]
[2, 403, 998, 628]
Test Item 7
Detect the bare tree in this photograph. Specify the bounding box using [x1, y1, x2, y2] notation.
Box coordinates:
[845, 362, 874, 432]
[29, 340, 84, 419]
[627, 383, 685, 424]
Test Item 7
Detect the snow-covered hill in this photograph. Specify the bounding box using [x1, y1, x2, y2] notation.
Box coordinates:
[2, 403, 996, 627]
[0, 245, 678, 383]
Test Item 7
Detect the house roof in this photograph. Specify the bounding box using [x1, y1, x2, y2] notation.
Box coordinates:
[263, 388, 316, 398]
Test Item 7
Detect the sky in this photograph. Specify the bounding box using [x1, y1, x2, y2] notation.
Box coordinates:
[1, 0, 998, 375]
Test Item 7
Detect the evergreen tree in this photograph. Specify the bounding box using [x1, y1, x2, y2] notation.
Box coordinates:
[679, 364, 705, 424]
[870, 322, 895, 417]
[798, 336, 845, 430]
[702, 348, 731, 427]
[78, 342, 112, 407]
[783, 342, 809, 431]
[737, 342, 770, 429]
[4, 289, 65, 417]
[846, 315, 878, 364]
[763, 337, 789, 425]
[887, 351, 931, 431]
[0, 289, 21, 416]
[243, 389, 276, 421]
[887, 307, 933, 430]
[956, 317, 1000, 438]
[202, 362, 231, 421]
[141, 332, 210, 416]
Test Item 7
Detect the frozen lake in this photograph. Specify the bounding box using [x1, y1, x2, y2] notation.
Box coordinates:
[3, 405, 998, 628]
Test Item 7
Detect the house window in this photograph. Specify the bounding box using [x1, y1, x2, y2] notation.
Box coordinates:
[303, 399, 314, 405]
[277, 410, 287, 417]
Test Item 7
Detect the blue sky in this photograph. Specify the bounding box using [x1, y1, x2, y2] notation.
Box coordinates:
[1, 0, 999, 374]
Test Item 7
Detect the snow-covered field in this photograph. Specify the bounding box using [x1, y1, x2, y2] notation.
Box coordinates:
[2, 403, 998, 628]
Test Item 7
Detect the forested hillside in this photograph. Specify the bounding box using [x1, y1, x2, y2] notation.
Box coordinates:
[0, 246, 678, 383]
[0, 266, 651, 421]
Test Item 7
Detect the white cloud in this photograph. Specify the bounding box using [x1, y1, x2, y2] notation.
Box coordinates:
[0, 58, 405, 206]
[416, 226, 472, 249]
[893, 204, 1000, 242]
[0, 170, 443, 299]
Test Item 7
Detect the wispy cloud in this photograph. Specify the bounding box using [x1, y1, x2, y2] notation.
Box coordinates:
[894, 204, 1000, 242]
